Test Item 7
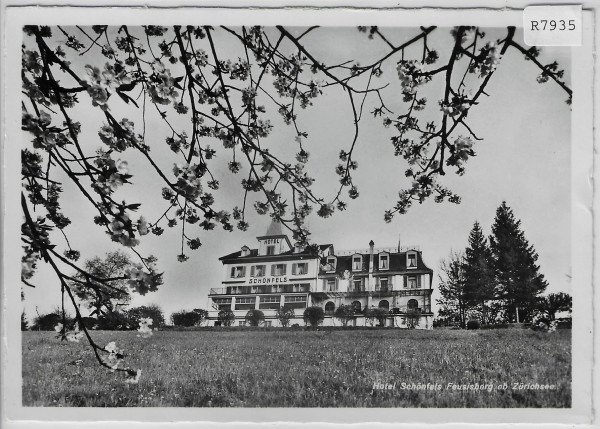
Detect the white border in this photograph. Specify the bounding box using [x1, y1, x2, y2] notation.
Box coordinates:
[1, 3, 596, 428]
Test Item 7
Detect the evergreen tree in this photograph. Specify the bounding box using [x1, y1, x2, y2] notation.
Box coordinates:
[463, 222, 496, 324]
[489, 202, 547, 322]
[437, 250, 468, 328]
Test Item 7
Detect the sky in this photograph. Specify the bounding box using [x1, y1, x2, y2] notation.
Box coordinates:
[20, 26, 572, 322]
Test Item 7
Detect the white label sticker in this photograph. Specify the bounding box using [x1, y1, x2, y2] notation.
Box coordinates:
[524, 5, 582, 46]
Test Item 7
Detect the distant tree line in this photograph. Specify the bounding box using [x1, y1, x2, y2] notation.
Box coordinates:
[436, 201, 571, 327]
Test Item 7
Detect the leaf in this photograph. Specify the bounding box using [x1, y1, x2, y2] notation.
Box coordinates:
[116, 91, 139, 108]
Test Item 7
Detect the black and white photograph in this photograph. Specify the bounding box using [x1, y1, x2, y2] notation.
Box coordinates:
[1, 2, 597, 427]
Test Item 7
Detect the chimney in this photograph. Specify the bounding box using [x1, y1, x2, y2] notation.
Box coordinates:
[368, 240, 375, 273]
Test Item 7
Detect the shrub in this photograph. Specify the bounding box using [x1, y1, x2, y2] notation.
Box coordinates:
[97, 310, 134, 330]
[303, 306, 325, 327]
[171, 309, 208, 327]
[404, 309, 421, 329]
[31, 311, 73, 331]
[245, 309, 265, 327]
[334, 304, 355, 327]
[127, 304, 166, 329]
[78, 316, 98, 330]
[364, 307, 389, 327]
[217, 309, 235, 327]
[276, 306, 295, 327]
[466, 319, 481, 330]
[21, 312, 29, 331]
[290, 323, 301, 330]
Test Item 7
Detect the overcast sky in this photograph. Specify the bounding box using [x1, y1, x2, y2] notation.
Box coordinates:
[21, 26, 571, 321]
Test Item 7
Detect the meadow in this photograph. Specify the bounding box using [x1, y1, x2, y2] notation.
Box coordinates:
[22, 328, 571, 407]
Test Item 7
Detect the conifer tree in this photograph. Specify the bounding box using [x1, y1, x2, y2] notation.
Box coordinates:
[489, 202, 547, 322]
[437, 250, 468, 328]
[463, 221, 496, 324]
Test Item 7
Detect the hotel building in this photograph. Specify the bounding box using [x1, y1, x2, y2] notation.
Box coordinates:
[207, 221, 434, 328]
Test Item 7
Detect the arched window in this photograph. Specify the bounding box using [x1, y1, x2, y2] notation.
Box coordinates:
[325, 301, 335, 314]
[378, 300, 389, 310]
[407, 299, 419, 310]
[351, 301, 362, 313]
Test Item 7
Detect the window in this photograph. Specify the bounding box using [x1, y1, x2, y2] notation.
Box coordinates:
[407, 253, 417, 268]
[251, 265, 266, 277]
[284, 295, 308, 309]
[353, 278, 364, 292]
[285, 295, 307, 303]
[407, 299, 419, 310]
[271, 264, 287, 276]
[265, 321, 272, 327]
[293, 262, 308, 275]
[230, 266, 246, 278]
[241, 246, 250, 257]
[351, 301, 362, 313]
[326, 256, 337, 271]
[261, 296, 280, 303]
[325, 301, 335, 314]
[352, 255, 362, 271]
[236, 297, 256, 304]
[379, 254, 389, 270]
[379, 300, 390, 310]
[326, 278, 337, 292]
[378, 277, 389, 291]
[266, 245, 275, 255]
[213, 298, 232, 311]
[405, 276, 418, 289]
[238, 321, 246, 327]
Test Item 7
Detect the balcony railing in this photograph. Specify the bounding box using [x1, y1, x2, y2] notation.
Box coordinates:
[210, 284, 310, 295]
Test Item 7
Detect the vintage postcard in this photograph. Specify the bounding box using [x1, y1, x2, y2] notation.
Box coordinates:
[1, 1, 596, 428]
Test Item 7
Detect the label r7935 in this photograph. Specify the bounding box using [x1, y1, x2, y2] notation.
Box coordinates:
[530, 19, 576, 31]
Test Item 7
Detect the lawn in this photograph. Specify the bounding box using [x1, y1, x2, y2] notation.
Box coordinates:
[22, 328, 571, 407]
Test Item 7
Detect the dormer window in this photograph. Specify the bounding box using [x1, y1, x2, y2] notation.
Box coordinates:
[230, 266, 246, 278]
[379, 253, 389, 270]
[241, 246, 250, 257]
[266, 245, 276, 256]
[407, 252, 417, 269]
[352, 255, 362, 271]
[325, 256, 337, 271]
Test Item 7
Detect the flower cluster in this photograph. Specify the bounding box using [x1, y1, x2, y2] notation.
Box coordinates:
[104, 341, 124, 371]
[125, 261, 162, 295]
[148, 61, 179, 105]
[108, 212, 140, 247]
[93, 152, 131, 194]
[22, 111, 70, 151]
[439, 92, 472, 117]
[98, 118, 139, 152]
[446, 135, 474, 173]
[468, 42, 502, 78]
[173, 163, 204, 201]
[83, 62, 131, 109]
[22, 248, 38, 280]
[396, 60, 429, 96]
[137, 317, 153, 338]
[55, 323, 84, 342]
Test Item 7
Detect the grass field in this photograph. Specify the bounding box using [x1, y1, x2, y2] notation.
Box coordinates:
[22, 328, 571, 407]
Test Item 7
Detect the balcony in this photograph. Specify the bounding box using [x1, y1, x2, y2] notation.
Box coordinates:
[210, 284, 310, 295]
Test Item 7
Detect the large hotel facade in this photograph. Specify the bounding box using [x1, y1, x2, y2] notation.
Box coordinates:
[207, 221, 434, 328]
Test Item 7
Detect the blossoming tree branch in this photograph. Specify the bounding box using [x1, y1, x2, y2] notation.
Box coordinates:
[20, 25, 570, 379]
